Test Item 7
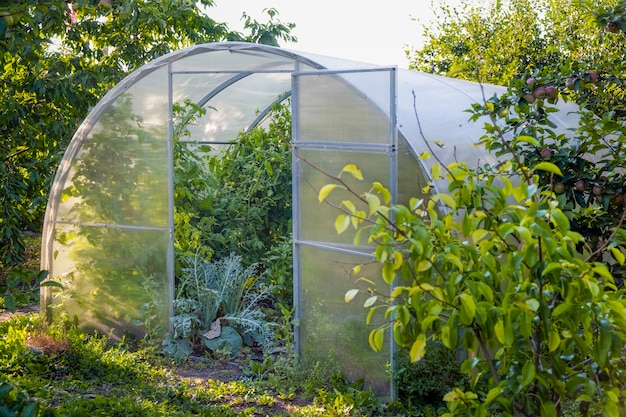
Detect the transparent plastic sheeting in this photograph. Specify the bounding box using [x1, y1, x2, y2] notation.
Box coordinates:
[42, 65, 171, 340]
[297, 244, 389, 395]
[295, 71, 392, 143]
[40, 42, 582, 396]
[296, 148, 391, 247]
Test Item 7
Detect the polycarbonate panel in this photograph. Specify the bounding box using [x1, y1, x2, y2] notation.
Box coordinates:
[295, 70, 392, 143]
[297, 149, 390, 246]
[171, 72, 234, 108]
[46, 224, 170, 341]
[55, 79, 170, 228]
[297, 245, 390, 396]
[170, 48, 299, 72]
[397, 135, 431, 206]
[173, 72, 291, 143]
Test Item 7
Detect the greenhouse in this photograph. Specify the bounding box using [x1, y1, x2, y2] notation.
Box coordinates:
[40, 41, 580, 396]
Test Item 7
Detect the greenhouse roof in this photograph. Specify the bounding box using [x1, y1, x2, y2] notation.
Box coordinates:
[77, 42, 580, 173]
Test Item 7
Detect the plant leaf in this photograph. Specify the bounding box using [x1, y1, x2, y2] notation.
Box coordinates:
[534, 162, 563, 177]
[368, 328, 384, 351]
[611, 247, 625, 265]
[318, 184, 340, 202]
[364, 296, 377, 308]
[340, 164, 363, 180]
[335, 214, 350, 234]
[40, 281, 64, 289]
[410, 333, 427, 362]
[365, 193, 381, 216]
[459, 293, 475, 325]
[514, 135, 540, 146]
[345, 289, 359, 303]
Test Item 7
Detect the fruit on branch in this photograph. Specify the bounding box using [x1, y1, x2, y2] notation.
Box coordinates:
[607, 20, 621, 33]
[524, 93, 536, 104]
[593, 185, 603, 196]
[574, 179, 586, 192]
[540, 148, 553, 159]
[553, 182, 566, 194]
[533, 87, 546, 99]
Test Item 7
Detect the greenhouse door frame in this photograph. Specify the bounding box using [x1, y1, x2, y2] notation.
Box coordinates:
[291, 67, 399, 398]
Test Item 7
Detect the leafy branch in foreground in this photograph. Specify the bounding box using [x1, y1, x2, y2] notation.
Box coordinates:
[319, 83, 626, 416]
[323, 158, 626, 416]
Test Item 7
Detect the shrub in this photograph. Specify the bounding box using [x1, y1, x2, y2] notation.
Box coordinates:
[394, 341, 470, 416]
[321, 92, 626, 415]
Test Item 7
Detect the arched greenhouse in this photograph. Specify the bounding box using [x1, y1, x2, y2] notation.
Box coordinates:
[40, 41, 580, 396]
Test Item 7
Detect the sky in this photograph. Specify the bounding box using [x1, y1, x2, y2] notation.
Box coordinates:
[210, 1, 458, 68]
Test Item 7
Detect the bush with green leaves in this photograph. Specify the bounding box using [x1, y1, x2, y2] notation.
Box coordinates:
[320, 95, 626, 416]
[164, 254, 277, 361]
[394, 341, 471, 416]
[408, 0, 626, 114]
[1, 270, 50, 313]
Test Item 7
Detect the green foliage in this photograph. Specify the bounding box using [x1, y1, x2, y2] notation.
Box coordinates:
[409, 0, 626, 112]
[394, 341, 470, 416]
[313, 374, 385, 417]
[1, 270, 64, 314]
[0, 380, 56, 417]
[0, 314, 391, 416]
[172, 100, 215, 262]
[320, 94, 626, 416]
[166, 254, 277, 361]
[471, 66, 626, 283]
[173, 102, 293, 305]
[594, 1, 626, 35]
[0, 0, 296, 267]
[239, 7, 298, 46]
[205, 103, 293, 267]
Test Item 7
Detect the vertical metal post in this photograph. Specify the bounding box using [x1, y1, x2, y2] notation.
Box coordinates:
[166, 63, 175, 330]
[388, 67, 399, 402]
[291, 70, 301, 356]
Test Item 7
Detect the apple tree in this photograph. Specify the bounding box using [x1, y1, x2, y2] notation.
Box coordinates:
[409, 0, 626, 112]
[320, 96, 626, 416]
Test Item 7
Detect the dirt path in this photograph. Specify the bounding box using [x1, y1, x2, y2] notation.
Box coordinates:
[0, 304, 40, 323]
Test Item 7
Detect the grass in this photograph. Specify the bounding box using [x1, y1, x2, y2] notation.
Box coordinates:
[0, 313, 399, 416]
[0, 236, 403, 416]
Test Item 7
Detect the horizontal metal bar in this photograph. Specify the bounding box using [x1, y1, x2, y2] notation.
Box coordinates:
[293, 141, 394, 152]
[170, 69, 296, 75]
[293, 67, 397, 77]
[294, 239, 376, 259]
[53, 221, 170, 232]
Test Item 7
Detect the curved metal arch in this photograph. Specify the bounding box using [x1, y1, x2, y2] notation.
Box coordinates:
[246, 90, 291, 133]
